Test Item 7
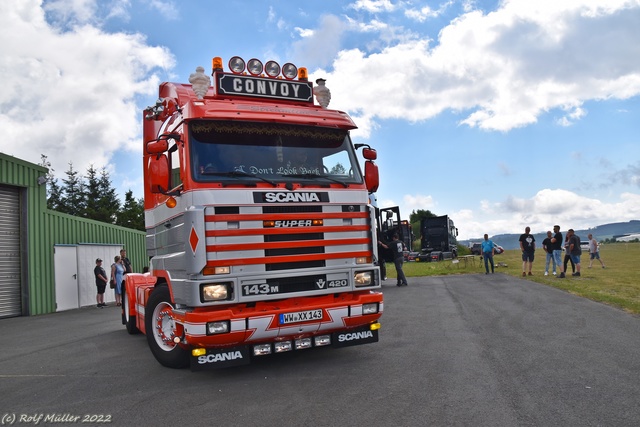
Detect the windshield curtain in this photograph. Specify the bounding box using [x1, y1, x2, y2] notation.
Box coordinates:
[189, 120, 363, 184]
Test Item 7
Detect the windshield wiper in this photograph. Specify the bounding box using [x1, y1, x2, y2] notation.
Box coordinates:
[282, 173, 349, 188]
[201, 170, 278, 187]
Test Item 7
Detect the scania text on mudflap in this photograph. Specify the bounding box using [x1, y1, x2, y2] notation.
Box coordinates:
[121, 55, 384, 370]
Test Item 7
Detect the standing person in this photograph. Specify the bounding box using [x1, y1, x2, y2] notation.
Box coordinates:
[587, 233, 606, 268]
[563, 235, 576, 275]
[111, 255, 125, 306]
[390, 234, 408, 287]
[542, 231, 557, 276]
[120, 249, 133, 274]
[551, 225, 566, 278]
[94, 258, 108, 308]
[480, 234, 495, 274]
[377, 236, 388, 281]
[567, 229, 582, 276]
[519, 226, 536, 276]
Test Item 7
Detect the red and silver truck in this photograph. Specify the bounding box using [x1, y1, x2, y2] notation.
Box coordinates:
[122, 56, 384, 369]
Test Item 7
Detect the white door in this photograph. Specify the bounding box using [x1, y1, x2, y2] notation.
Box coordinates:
[77, 244, 122, 307]
[54, 245, 79, 311]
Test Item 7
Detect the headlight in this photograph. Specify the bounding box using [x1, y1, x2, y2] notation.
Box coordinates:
[354, 271, 373, 287]
[201, 283, 230, 301]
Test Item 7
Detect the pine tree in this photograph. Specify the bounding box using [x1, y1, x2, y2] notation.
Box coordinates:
[84, 165, 101, 220]
[97, 167, 121, 223]
[59, 162, 87, 216]
[117, 190, 145, 231]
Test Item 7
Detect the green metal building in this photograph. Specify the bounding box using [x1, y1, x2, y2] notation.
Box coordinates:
[0, 152, 146, 318]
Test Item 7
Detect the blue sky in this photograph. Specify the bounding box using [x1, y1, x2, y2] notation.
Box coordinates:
[1, 0, 639, 240]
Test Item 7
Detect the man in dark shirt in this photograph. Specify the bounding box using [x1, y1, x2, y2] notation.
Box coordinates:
[542, 231, 556, 276]
[391, 234, 408, 287]
[567, 229, 582, 277]
[519, 226, 536, 276]
[550, 225, 565, 278]
[94, 258, 108, 308]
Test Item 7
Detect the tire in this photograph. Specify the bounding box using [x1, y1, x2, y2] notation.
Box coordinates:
[144, 285, 189, 369]
[122, 286, 140, 335]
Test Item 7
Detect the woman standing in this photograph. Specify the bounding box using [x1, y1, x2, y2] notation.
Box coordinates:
[111, 255, 125, 306]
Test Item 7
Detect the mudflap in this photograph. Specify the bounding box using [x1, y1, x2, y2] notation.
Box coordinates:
[190, 346, 251, 371]
[332, 325, 379, 348]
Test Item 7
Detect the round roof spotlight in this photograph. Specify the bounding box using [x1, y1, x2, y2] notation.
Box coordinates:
[228, 56, 245, 74]
[247, 58, 263, 76]
[282, 63, 298, 80]
[265, 60, 281, 77]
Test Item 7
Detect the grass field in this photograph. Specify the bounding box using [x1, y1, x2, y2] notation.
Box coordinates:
[386, 242, 640, 315]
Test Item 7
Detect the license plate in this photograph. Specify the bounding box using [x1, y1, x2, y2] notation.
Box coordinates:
[279, 309, 323, 325]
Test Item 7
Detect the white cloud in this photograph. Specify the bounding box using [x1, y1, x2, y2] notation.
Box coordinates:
[449, 189, 640, 240]
[0, 0, 174, 179]
[313, 1, 640, 132]
[349, 0, 398, 14]
[148, 0, 178, 21]
[404, 1, 454, 22]
[295, 27, 314, 38]
[292, 15, 347, 68]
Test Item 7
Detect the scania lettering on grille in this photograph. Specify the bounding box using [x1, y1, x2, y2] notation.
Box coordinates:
[254, 191, 329, 203]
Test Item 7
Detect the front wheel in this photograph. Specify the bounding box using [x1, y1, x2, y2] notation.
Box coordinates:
[145, 285, 189, 369]
[122, 286, 139, 335]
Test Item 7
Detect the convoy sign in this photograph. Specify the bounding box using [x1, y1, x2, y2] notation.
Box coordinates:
[216, 73, 313, 102]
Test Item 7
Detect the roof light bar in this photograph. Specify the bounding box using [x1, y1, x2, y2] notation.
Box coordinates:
[214, 56, 304, 80]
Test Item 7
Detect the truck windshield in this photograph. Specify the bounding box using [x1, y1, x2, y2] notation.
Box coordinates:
[189, 120, 363, 185]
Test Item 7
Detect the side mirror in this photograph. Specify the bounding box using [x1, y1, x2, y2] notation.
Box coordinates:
[364, 160, 379, 193]
[147, 154, 170, 194]
[362, 147, 377, 160]
[146, 139, 168, 155]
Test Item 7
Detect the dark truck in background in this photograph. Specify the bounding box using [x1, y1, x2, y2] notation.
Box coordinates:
[416, 215, 458, 262]
[376, 206, 414, 263]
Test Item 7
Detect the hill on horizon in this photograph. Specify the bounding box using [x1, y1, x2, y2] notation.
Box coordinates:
[461, 220, 640, 251]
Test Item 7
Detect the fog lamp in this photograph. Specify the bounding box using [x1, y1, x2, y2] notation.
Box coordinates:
[201, 283, 229, 301]
[314, 335, 331, 347]
[206, 321, 229, 335]
[253, 344, 272, 356]
[274, 341, 293, 353]
[362, 303, 379, 315]
[354, 271, 373, 286]
[295, 338, 312, 350]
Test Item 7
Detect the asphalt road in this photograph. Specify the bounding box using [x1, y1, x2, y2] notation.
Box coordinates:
[1, 273, 639, 427]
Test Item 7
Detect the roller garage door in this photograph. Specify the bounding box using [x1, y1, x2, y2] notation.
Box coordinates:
[0, 185, 22, 318]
